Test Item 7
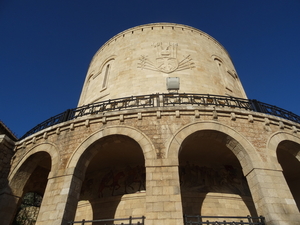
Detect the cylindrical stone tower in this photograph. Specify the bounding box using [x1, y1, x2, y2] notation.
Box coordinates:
[78, 23, 247, 106]
[3, 23, 300, 225]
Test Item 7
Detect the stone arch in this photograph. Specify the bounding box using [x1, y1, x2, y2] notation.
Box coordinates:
[67, 125, 156, 173]
[100, 57, 115, 90]
[267, 131, 300, 162]
[267, 131, 300, 211]
[66, 125, 154, 221]
[98, 55, 116, 73]
[167, 121, 263, 174]
[79, 55, 117, 105]
[170, 121, 260, 218]
[212, 55, 224, 63]
[9, 142, 60, 182]
[5, 143, 57, 225]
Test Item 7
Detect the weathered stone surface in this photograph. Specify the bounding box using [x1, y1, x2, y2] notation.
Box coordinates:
[1, 23, 300, 225]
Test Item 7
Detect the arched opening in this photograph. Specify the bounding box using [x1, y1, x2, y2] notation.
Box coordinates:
[74, 200, 93, 222]
[102, 64, 110, 89]
[11, 152, 51, 225]
[75, 134, 146, 221]
[101, 58, 115, 91]
[179, 130, 257, 219]
[13, 192, 43, 225]
[212, 56, 241, 97]
[276, 140, 300, 211]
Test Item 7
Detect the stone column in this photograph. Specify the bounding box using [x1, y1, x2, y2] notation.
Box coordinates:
[145, 160, 183, 225]
[0, 134, 17, 225]
[0, 192, 20, 225]
[246, 168, 300, 225]
[36, 171, 82, 225]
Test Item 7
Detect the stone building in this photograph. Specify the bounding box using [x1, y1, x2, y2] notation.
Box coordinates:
[1, 23, 300, 225]
[0, 121, 17, 197]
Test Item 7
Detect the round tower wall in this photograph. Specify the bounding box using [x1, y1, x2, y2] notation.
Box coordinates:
[78, 23, 247, 107]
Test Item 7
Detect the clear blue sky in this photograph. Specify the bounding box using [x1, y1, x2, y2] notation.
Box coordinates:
[1, 0, 300, 138]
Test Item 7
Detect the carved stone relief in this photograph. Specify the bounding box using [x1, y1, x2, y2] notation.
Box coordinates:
[80, 165, 146, 199]
[138, 42, 194, 73]
[179, 162, 251, 196]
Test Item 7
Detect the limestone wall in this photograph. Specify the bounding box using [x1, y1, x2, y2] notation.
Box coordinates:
[0, 135, 14, 192]
[5, 105, 300, 225]
[78, 23, 247, 106]
[0, 135, 16, 225]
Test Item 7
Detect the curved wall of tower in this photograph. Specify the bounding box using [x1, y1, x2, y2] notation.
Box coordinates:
[78, 23, 247, 106]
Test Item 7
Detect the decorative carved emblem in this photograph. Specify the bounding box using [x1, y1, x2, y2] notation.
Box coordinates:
[138, 42, 194, 73]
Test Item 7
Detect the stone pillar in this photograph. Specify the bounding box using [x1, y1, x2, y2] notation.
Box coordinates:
[145, 160, 183, 225]
[36, 171, 82, 225]
[246, 168, 300, 225]
[0, 134, 17, 224]
[0, 192, 20, 225]
[0, 135, 14, 189]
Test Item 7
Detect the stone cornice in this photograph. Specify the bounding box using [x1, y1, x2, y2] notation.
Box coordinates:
[15, 106, 300, 149]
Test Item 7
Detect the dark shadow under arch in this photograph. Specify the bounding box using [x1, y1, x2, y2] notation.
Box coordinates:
[179, 130, 257, 217]
[13, 192, 43, 225]
[277, 140, 300, 211]
[75, 134, 146, 221]
[11, 152, 51, 225]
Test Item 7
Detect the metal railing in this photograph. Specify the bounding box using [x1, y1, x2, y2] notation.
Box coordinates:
[20, 93, 300, 139]
[184, 215, 265, 225]
[68, 216, 145, 225]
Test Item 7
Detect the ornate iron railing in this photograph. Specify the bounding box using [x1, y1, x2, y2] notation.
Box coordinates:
[184, 215, 265, 225]
[20, 93, 300, 140]
[68, 216, 145, 225]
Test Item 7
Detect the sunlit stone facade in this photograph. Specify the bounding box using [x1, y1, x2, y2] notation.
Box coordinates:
[78, 23, 246, 106]
[1, 23, 300, 225]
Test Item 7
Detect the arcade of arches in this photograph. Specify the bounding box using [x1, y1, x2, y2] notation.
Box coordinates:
[1, 122, 300, 225]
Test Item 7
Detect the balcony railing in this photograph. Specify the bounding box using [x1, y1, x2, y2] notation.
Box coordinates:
[20, 93, 300, 139]
[68, 215, 265, 225]
[184, 215, 265, 225]
[68, 216, 145, 225]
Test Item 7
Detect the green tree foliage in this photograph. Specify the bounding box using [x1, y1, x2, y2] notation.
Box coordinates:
[13, 192, 42, 225]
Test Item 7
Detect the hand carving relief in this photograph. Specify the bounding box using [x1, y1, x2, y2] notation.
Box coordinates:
[138, 42, 194, 73]
[179, 162, 251, 196]
[80, 165, 146, 199]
